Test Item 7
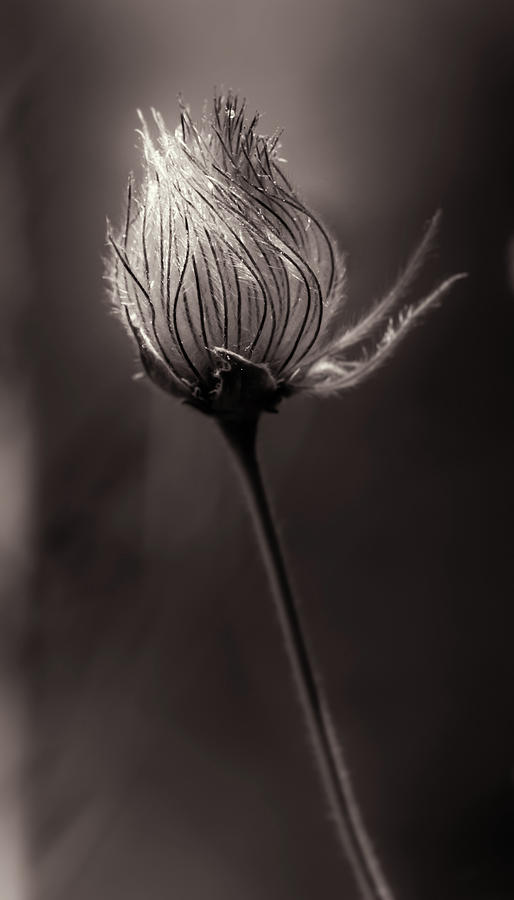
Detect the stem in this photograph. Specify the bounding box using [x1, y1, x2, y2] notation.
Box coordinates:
[219, 416, 394, 900]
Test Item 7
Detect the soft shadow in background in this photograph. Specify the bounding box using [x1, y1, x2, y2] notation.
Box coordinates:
[2, 0, 514, 898]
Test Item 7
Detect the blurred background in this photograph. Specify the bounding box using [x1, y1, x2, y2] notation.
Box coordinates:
[2, 0, 514, 897]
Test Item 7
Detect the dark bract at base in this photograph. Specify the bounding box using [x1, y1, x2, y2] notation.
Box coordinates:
[186, 349, 290, 424]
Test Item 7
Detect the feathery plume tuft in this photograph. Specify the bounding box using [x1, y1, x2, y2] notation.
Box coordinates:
[106, 92, 465, 420]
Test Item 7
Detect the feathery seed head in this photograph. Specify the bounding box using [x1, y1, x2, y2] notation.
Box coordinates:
[106, 91, 465, 422]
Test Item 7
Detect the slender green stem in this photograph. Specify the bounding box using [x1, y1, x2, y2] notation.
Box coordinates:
[219, 416, 394, 900]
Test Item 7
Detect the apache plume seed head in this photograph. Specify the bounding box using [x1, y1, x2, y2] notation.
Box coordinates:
[106, 91, 465, 423]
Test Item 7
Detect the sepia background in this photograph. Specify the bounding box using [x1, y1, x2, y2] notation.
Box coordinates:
[2, 0, 514, 897]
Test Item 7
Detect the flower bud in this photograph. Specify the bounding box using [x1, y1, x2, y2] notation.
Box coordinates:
[106, 92, 464, 420]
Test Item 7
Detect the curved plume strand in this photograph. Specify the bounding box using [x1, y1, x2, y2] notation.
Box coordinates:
[302, 273, 466, 394]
